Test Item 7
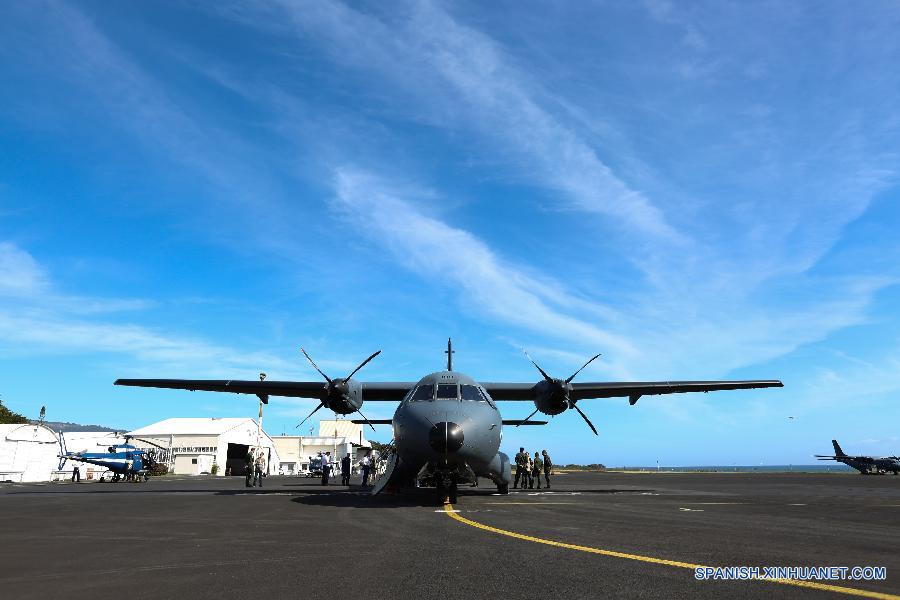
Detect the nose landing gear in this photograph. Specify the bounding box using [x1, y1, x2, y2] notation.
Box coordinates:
[436, 474, 459, 505]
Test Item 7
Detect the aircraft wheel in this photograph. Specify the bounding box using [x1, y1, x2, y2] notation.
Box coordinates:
[436, 479, 449, 505]
[497, 483, 509, 495]
[112, 474, 120, 483]
[448, 479, 458, 505]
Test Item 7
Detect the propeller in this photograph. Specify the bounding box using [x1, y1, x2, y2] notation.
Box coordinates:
[523, 351, 602, 435]
[296, 348, 381, 432]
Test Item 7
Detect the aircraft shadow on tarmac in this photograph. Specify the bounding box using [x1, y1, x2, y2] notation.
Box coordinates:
[289, 486, 660, 508]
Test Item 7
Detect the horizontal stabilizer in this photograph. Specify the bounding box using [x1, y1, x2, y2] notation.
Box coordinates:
[502, 420, 548, 426]
[351, 419, 392, 425]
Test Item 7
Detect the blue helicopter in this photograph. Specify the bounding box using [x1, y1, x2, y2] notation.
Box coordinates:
[59, 434, 166, 482]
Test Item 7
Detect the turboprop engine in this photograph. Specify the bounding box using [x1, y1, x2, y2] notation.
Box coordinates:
[523, 352, 602, 435]
[296, 348, 381, 431]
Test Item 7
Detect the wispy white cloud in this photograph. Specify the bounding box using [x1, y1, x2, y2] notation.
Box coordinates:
[0, 242, 48, 296]
[268, 0, 682, 243]
[332, 167, 639, 371]
[0, 241, 295, 377]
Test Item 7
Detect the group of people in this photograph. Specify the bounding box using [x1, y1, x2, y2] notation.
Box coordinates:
[244, 448, 268, 488]
[316, 450, 376, 487]
[513, 448, 552, 489]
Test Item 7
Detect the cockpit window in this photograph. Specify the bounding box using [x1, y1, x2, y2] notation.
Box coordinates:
[436, 383, 458, 399]
[411, 384, 434, 401]
[460, 385, 483, 401]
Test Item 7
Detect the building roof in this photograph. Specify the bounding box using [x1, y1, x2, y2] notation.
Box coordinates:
[128, 418, 257, 437]
[0, 423, 59, 444]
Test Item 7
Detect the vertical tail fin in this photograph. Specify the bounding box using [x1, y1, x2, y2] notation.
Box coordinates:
[832, 439, 846, 457]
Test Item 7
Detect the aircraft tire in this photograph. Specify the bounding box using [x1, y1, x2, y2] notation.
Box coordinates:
[497, 483, 509, 495]
[448, 479, 458, 504]
[436, 478, 449, 506]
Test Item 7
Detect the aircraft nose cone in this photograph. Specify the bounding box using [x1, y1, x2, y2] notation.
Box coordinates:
[428, 422, 464, 454]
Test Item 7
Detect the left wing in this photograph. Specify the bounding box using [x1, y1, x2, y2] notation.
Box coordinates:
[114, 379, 414, 401]
[483, 380, 783, 404]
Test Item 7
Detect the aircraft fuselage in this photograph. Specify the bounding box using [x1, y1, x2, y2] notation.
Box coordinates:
[391, 370, 511, 491]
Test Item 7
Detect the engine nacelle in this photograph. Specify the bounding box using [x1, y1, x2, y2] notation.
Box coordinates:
[532, 378, 571, 415]
[323, 378, 364, 415]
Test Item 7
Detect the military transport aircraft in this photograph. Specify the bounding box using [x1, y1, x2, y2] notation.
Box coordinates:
[815, 439, 900, 475]
[59, 435, 166, 482]
[115, 340, 783, 503]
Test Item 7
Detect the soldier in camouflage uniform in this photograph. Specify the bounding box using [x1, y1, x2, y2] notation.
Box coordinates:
[514, 447, 528, 489]
[531, 452, 544, 489]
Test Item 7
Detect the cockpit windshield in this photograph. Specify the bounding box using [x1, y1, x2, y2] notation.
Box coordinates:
[436, 383, 458, 399]
[460, 384, 483, 401]
[410, 384, 434, 401]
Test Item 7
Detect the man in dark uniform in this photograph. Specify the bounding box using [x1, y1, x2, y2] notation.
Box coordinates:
[531, 452, 544, 489]
[340, 454, 352, 486]
[245, 447, 255, 487]
[542, 449, 553, 488]
[71, 466, 80, 483]
[514, 447, 528, 489]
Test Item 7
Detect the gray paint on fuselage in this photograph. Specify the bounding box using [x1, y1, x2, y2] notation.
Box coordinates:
[392, 370, 509, 486]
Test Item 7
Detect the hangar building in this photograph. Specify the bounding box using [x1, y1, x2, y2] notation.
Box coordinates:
[127, 418, 280, 477]
[0, 423, 60, 482]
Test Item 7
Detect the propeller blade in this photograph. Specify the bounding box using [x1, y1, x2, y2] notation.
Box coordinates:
[296, 401, 325, 429]
[571, 402, 598, 436]
[516, 408, 540, 428]
[523, 351, 553, 382]
[345, 350, 382, 381]
[301, 348, 333, 384]
[565, 352, 602, 383]
[355, 409, 377, 432]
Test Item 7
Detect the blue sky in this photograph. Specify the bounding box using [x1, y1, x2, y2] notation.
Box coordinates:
[2, 1, 899, 465]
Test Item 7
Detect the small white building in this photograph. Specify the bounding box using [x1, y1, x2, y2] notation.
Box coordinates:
[127, 418, 280, 477]
[0, 423, 60, 483]
[273, 420, 372, 475]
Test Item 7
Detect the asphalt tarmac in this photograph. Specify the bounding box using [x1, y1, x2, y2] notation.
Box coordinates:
[1, 471, 898, 600]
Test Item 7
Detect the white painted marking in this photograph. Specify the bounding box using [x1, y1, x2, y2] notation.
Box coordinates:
[678, 507, 704, 512]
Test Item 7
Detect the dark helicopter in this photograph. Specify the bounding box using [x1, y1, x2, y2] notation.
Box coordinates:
[59, 435, 167, 482]
[116, 339, 782, 502]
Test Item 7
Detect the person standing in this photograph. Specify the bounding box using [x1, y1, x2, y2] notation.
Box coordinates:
[514, 447, 528, 489]
[526, 452, 535, 489]
[542, 449, 553, 489]
[321, 451, 332, 485]
[340, 453, 352, 486]
[245, 447, 256, 487]
[254, 451, 267, 488]
[360, 453, 371, 486]
[71, 465, 80, 483]
[532, 452, 544, 489]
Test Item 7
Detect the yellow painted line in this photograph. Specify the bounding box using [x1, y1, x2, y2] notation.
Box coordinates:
[443, 504, 899, 600]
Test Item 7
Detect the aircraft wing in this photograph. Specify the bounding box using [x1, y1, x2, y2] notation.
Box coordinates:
[114, 379, 415, 401]
[483, 380, 783, 404]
